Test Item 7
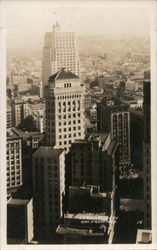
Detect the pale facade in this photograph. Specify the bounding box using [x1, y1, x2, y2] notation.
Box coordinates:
[7, 129, 23, 198]
[12, 99, 30, 127]
[42, 23, 80, 94]
[45, 69, 85, 151]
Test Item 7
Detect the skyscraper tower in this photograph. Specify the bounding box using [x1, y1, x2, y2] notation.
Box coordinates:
[45, 68, 85, 152]
[143, 70, 151, 229]
[42, 23, 80, 96]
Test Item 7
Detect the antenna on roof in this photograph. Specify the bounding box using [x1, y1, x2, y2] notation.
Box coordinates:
[52, 12, 60, 32]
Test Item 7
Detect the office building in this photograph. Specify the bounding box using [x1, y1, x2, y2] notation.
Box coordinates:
[143, 70, 151, 229]
[7, 198, 34, 244]
[42, 23, 80, 95]
[97, 98, 130, 165]
[71, 133, 119, 192]
[7, 129, 23, 198]
[45, 68, 85, 151]
[130, 108, 144, 170]
[12, 99, 30, 127]
[33, 147, 65, 241]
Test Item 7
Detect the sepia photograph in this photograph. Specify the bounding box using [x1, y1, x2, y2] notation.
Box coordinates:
[0, 0, 157, 249]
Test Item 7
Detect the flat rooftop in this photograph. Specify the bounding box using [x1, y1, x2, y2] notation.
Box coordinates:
[56, 225, 105, 236]
[7, 198, 30, 206]
[33, 146, 64, 157]
[65, 213, 109, 222]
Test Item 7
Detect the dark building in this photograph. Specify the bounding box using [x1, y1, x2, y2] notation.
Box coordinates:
[97, 98, 130, 165]
[33, 147, 65, 242]
[71, 133, 119, 192]
[56, 184, 116, 244]
[130, 108, 144, 170]
[143, 70, 151, 229]
[7, 198, 34, 244]
[68, 185, 111, 214]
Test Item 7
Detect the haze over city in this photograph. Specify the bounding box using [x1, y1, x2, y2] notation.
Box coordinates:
[2, 0, 151, 50]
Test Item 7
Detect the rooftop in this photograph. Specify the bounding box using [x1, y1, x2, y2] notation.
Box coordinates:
[65, 213, 109, 222]
[129, 108, 144, 117]
[49, 68, 79, 82]
[136, 229, 152, 244]
[12, 127, 42, 138]
[107, 140, 118, 156]
[56, 225, 105, 236]
[33, 146, 64, 157]
[7, 198, 30, 206]
[73, 133, 109, 145]
[144, 70, 150, 81]
[7, 128, 21, 140]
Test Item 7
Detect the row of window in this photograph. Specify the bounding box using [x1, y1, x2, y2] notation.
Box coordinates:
[7, 142, 20, 148]
[55, 94, 81, 100]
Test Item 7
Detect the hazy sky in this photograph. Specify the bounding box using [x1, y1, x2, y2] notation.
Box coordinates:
[1, 0, 152, 49]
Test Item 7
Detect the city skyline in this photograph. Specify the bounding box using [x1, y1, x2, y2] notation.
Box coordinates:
[2, 0, 156, 246]
[2, 0, 151, 49]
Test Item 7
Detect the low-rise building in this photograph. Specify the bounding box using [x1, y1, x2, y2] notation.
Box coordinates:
[7, 198, 34, 244]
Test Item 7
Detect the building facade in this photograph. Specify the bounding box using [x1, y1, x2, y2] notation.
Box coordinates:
[7, 198, 34, 243]
[45, 69, 85, 151]
[42, 23, 80, 95]
[33, 147, 65, 241]
[7, 129, 23, 198]
[130, 108, 144, 170]
[12, 99, 30, 127]
[143, 70, 151, 229]
[7, 106, 13, 129]
[97, 98, 130, 165]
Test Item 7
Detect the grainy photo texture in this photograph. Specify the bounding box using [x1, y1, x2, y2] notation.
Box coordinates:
[1, 0, 154, 246]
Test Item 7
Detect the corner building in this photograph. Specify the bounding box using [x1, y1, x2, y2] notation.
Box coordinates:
[45, 69, 85, 151]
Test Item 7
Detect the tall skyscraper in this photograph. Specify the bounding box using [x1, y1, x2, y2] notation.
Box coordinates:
[42, 23, 80, 95]
[45, 68, 85, 151]
[33, 147, 65, 241]
[143, 70, 151, 229]
[97, 98, 130, 165]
